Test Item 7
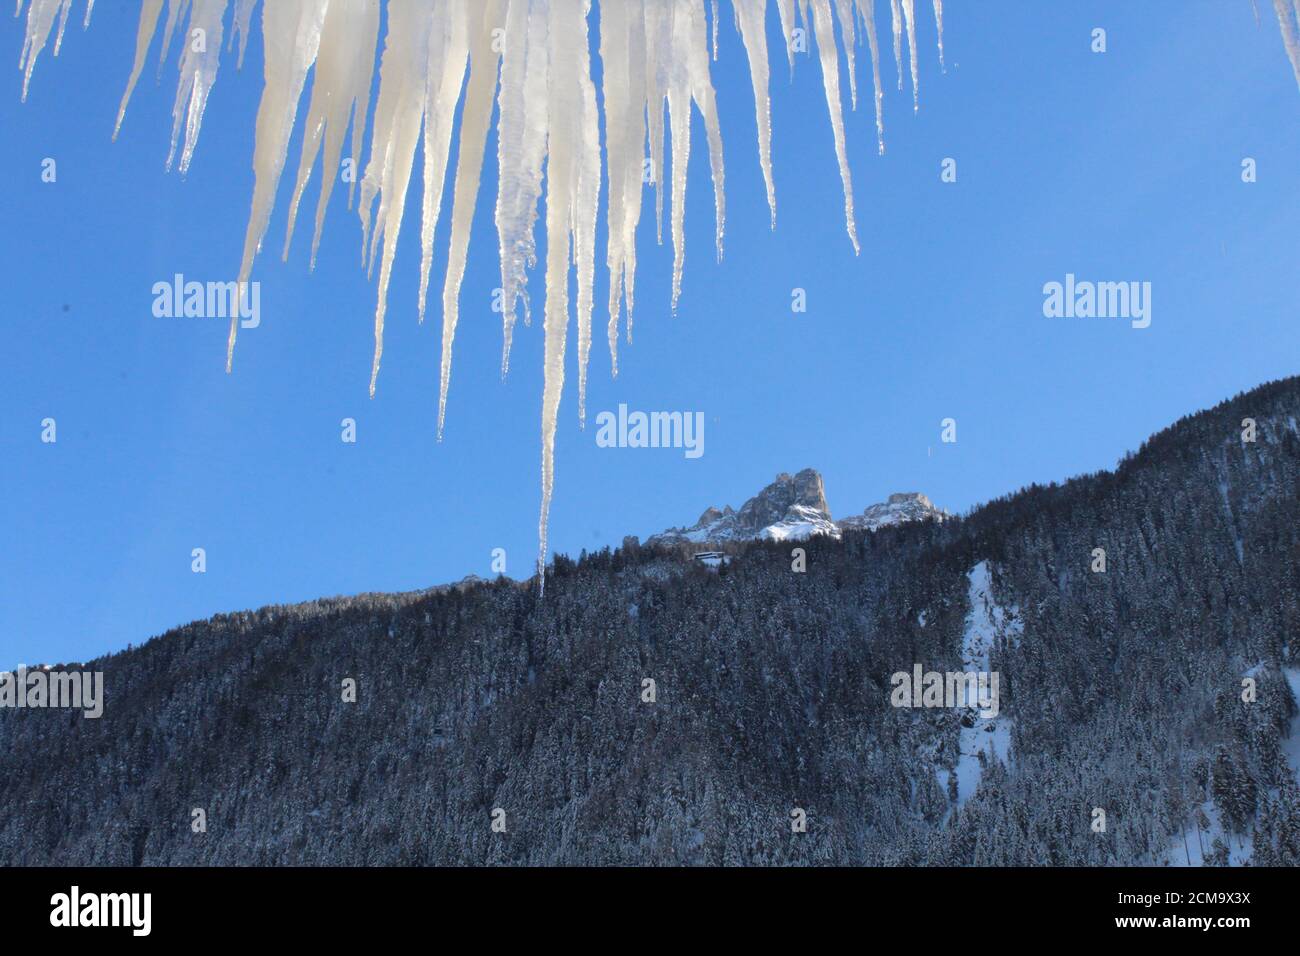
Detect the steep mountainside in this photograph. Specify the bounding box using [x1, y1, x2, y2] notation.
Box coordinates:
[2, 378, 1299, 866]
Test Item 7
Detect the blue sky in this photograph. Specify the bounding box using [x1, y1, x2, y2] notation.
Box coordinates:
[3, 1, 1299, 668]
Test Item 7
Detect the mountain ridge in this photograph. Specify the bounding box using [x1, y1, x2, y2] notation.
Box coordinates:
[4, 376, 1298, 866]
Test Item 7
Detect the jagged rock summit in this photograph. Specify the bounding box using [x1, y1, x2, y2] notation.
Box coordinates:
[646, 470, 947, 548]
[838, 492, 946, 532]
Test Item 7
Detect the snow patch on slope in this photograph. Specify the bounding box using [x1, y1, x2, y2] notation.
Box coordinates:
[941, 561, 1020, 806]
[1165, 801, 1254, 867]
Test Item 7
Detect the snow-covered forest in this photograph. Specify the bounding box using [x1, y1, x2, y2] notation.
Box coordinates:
[2, 376, 1297, 865]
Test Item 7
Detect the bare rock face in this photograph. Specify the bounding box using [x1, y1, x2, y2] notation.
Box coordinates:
[647, 470, 945, 548]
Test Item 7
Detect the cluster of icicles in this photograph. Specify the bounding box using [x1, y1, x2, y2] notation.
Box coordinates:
[25, 1, 1292, 590]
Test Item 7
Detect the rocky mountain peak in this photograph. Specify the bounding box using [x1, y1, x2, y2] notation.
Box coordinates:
[646, 469, 945, 548]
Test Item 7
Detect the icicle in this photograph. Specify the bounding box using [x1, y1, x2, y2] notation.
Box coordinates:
[901, 0, 918, 110]
[688, 0, 726, 267]
[357, 0, 435, 395]
[12, 0, 93, 75]
[664, 6, 693, 313]
[858, 0, 886, 153]
[889, 0, 902, 90]
[18, 0, 71, 100]
[733, 0, 776, 227]
[645, 0, 670, 257]
[538, 0, 584, 590]
[166, 0, 229, 175]
[282, 0, 380, 269]
[228, 0, 328, 374]
[437, 0, 503, 438]
[156, 0, 185, 80]
[933, 0, 944, 71]
[808, 0, 859, 253]
[598, 0, 648, 374]
[662, 0, 725, 314]
[834, 0, 857, 109]
[775, 0, 796, 73]
[573, 3, 602, 427]
[231, 0, 256, 69]
[113, 0, 164, 140]
[51, 0, 70, 56]
[495, 0, 548, 376]
[710, 0, 717, 61]
[14, 0, 965, 593]
[1275, 0, 1300, 91]
[416, 0, 469, 329]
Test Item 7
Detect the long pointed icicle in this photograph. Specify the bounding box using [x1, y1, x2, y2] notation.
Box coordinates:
[902, 0, 918, 110]
[645, 0, 670, 259]
[230, 0, 256, 69]
[663, 3, 693, 313]
[538, 0, 584, 591]
[933, 0, 944, 71]
[889, 0, 903, 90]
[808, 0, 859, 253]
[733, 0, 776, 227]
[711, 0, 718, 61]
[495, 0, 548, 376]
[229, 0, 328, 374]
[282, 0, 380, 269]
[416, 0, 470, 326]
[775, 0, 796, 73]
[858, 0, 886, 153]
[690, 0, 726, 267]
[598, 0, 647, 375]
[833, 0, 857, 109]
[18, 0, 74, 101]
[113, 0, 165, 140]
[154, 0, 184, 81]
[437, 0, 503, 439]
[166, 0, 228, 175]
[573, 3, 601, 427]
[358, 0, 434, 396]
[662, 0, 726, 313]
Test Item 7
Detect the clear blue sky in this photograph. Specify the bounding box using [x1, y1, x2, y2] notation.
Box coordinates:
[3, 1, 1298, 668]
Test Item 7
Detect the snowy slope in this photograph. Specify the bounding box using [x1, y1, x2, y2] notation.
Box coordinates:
[940, 561, 1020, 807]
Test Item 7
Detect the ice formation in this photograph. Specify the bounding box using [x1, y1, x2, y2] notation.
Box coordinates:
[1274, 0, 1300, 90]
[19, 1, 1300, 588]
[17, 0, 959, 587]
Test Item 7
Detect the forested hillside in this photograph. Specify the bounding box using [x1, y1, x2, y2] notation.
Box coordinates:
[3, 378, 1299, 866]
